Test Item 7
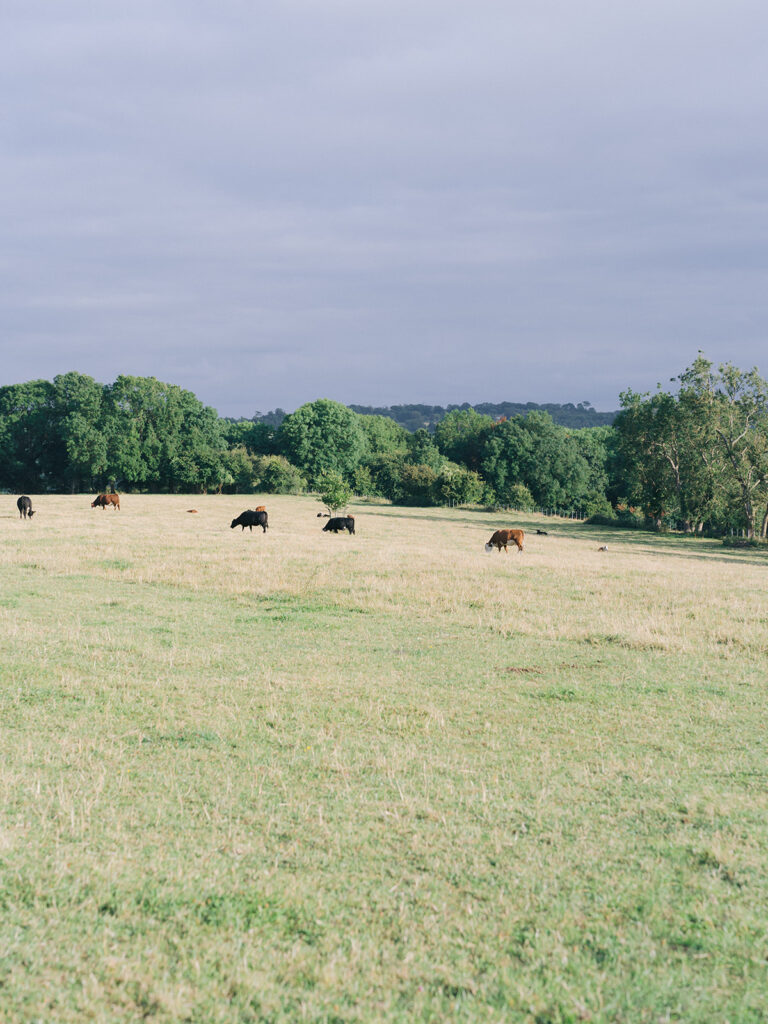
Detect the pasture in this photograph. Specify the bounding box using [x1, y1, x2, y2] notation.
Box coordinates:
[1, 494, 767, 1023]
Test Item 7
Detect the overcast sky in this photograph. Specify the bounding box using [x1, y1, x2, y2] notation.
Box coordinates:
[2, 1, 767, 417]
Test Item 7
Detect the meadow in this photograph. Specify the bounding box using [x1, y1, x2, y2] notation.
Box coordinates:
[1, 494, 767, 1023]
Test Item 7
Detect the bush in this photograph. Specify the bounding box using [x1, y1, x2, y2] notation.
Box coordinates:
[585, 509, 645, 530]
[256, 455, 306, 494]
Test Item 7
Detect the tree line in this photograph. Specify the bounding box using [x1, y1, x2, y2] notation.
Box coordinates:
[2, 357, 767, 537]
[259, 400, 617, 432]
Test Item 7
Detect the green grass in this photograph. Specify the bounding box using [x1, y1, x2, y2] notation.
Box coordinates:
[1, 494, 767, 1022]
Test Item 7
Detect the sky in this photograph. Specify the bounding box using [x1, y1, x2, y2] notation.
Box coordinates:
[2, 1, 767, 418]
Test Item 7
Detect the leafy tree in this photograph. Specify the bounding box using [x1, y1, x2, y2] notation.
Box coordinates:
[406, 429, 443, 472]
[220, 419, 278, 456]
[357, 413, 409, 455]
[101, 375, 228, 492]
[256, 455, 306, 494]
[317, 469, 353, 515]
[365, 453, 407, 501]
[503, 482, 535, 511]
[222, 446, 260, 493]
[278, 399, 367, 486]
[395, 463, 439, 505]
[681, 358, 768, 537]
[433, 408, 494, 470]
[479, 418, 530, 507]
[433, 463, 483, 505]
[352, 465, 376, 497]
[0, 380, 58, 490]
[50, 372, 107, 492]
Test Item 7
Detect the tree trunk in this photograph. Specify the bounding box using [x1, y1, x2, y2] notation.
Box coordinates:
[761, 506, 768, 539]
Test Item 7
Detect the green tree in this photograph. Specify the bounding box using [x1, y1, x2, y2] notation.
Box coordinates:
[681, 358, 768, 537]
[406, 429, 443, 472]
[317, 469, 353, 515]
[223, 446, 260, 493]
[357, 414, 409, 456]
[0, 379, 58, 491]
[433, 408, 494, 470]
[50, 372, 107, 492]
[278, 399, 367, 486]
[433, 463, 483, 505]
[395, 463, 439, 505]
[256, 455, 306, 494]
[102, 375, 228, 492]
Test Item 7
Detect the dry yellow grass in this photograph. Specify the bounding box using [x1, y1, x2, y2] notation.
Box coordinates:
[1, 494, 767, 1022]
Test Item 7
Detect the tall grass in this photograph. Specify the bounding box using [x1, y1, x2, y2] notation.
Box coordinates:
[1, 495, 766, 1022]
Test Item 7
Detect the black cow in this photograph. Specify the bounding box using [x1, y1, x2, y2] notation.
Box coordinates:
[230, 510, 269, 533]
[323, 516, 355, 535]
[17, 496, 35, 519]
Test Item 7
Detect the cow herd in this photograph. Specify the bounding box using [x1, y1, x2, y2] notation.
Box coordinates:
[13, 494, 533, 554]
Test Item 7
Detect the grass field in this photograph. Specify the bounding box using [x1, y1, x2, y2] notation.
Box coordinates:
[1, 494, 767, 1023]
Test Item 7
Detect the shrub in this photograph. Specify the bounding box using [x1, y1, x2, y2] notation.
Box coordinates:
[256, 455, 306, 494]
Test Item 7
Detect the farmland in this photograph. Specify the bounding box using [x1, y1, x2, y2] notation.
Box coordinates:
[1, 495, 767, 1022]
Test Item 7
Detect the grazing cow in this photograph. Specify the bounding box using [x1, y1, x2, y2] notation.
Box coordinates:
[485, 528, 525, 554]
[323, 516, 355, 535]
[230, 509, 269, 532]
[91, 493, 120, 511]
[17, 496, 35, 519]
[597, 545, 608, 552]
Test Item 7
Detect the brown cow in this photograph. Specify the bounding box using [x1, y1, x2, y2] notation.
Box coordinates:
[254, 505, 266, 512]
[485, 528, 524, 553]
[91, 493, 120, 511]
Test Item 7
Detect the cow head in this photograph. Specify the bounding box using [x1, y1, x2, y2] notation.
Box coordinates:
[91, 499, 99, 507]
[27, 510, 35, 517]
[484, 542, 494, 553]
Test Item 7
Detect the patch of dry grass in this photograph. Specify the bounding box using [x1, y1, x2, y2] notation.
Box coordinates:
[1, 495, 767, 1021]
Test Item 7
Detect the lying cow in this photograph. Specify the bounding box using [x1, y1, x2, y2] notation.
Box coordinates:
[17, 496, 35, 519]
[485, 528, 524, 553]
[323, 516, 355, 535]
[231, 509, 269, 532]
[91, 493, 120, 511]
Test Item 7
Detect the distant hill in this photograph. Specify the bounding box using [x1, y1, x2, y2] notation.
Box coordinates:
[249, 401, 618, 431]
[347, 401, 618, 431]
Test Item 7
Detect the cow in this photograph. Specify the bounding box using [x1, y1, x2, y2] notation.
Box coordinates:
[485, 528, 525, 554]
[323, 516, 355, 535]
[254, 506, 266, 512]
[91, 493, 120, 511]
[536, 529, 548, 535]
[230, 510, 269, 532]
[17, 496, 35, 519]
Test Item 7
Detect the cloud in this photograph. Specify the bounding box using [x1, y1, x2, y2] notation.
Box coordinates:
[2, 1, 767, 415]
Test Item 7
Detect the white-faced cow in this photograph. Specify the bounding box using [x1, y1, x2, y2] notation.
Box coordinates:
[485, 528, 524, 554]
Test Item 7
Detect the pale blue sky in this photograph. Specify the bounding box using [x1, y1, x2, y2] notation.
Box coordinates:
[2, 1, 767, 416]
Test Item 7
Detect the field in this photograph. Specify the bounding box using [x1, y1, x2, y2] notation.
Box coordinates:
[1, 494, 767, 1023]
